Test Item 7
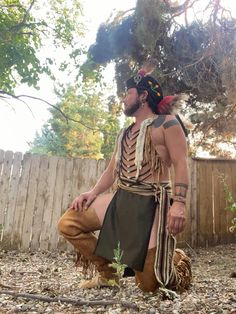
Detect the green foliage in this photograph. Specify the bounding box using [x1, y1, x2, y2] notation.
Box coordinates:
[134, 0, 166, 52]
[100, 96, 122, 159]
[108, 241, 179, 300]
[0, 0, 84, 92]
[86, 0, 236, 157]
[218, 173, 236, 233]
[29, 87, 121, 159]
[0, 0, 41, 91]
[108, 242, 127, 288]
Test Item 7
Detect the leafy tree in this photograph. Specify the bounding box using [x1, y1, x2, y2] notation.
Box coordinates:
[100, 95, 122, 159]
[0, 0, 83, 93]
[85, 0, 236, 157]
[0, 0, 124, 159]
[29, 87, 122, 159]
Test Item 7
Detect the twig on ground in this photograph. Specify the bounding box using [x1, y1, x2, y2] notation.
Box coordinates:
[0, 290, 139, 310]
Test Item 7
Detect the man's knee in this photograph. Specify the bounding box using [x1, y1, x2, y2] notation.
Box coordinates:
[57, 215, 69, 236]
[57, 208, 80, 237]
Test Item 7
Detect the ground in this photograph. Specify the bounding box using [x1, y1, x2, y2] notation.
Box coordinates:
[0, 244, 235, 314]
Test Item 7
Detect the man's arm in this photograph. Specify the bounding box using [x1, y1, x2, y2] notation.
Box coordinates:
[163, 115, 189, 235]
[91, 152, 117, 195]
[163, 116, 189, 187]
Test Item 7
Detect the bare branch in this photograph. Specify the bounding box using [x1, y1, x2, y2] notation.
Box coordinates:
[164, 0, 199, 19]
[0, 90, 99, 131]
[0, 290, 139, 310]
[212, 0, 220, 26]
[9, 22, 47, 33]
[160, 52, 212, 78]
[21, 0, 36, 25]
[0, 98, 16, 113]
[0, 90, 35, 118]
[16, 32, 34, 36]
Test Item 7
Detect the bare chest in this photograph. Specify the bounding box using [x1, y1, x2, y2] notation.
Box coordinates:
[150, 127, 171, 166]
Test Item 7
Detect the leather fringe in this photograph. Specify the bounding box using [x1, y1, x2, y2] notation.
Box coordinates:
[173, 249, 192, 292]
[75, 251, 96, 279]
[144, 126, 164, 183]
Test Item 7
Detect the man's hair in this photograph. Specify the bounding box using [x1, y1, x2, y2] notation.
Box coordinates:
[137, 88, 159, 114]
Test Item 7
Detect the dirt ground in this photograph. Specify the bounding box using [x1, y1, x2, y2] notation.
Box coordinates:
[0, 244, 235, 314]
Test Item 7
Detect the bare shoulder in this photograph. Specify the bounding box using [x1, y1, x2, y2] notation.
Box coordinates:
[152, 115, 180, 129]
[152, 115, 166, 128]
[162, 115, 180, 130]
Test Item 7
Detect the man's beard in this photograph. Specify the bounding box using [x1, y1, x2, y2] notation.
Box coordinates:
[124, 100, 142, 117]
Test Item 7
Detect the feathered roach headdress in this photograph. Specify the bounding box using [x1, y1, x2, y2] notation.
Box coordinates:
[126, 59, 163, 108]
[126, 59, 193, 135]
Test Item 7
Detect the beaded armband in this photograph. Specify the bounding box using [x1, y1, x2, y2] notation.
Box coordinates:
[172, 182, 188, 204]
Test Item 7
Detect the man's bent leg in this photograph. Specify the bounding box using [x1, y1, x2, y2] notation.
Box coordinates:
[58, 194, 116, 288]
[134, 247, 192, 293]
[146, 206, 192, 292]
[134, 247, 159, 293]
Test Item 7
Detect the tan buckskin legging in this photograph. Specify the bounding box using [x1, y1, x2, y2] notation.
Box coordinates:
[58, 205, 160, 292]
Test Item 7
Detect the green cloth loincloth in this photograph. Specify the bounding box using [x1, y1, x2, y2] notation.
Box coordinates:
[94, 188, 157, 271]
[95, 182, 182, 290]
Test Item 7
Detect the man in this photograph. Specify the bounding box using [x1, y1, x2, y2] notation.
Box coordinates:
[58, 62, 192, 293]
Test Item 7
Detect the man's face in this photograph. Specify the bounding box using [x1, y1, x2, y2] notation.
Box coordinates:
[123, 88, 142, 117]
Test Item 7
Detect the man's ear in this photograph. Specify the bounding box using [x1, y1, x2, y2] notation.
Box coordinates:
[140, 90, 148, 102]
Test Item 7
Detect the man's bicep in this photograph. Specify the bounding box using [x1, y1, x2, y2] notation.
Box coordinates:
[164, 122, 187, 164]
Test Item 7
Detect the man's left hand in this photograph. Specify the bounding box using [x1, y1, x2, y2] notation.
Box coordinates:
[167, 202, 186, 235]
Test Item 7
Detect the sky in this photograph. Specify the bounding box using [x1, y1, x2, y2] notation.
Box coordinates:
[0, 0, 137, 153]
[0, 0, 235, 154]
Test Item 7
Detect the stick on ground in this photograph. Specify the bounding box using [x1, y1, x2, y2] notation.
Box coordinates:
[0, 290, 139, 310]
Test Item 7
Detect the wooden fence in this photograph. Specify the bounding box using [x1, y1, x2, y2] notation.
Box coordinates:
[0, 149, 235, 251]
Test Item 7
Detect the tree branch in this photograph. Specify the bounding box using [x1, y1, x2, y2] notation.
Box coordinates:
[0, 90, 36, 118]
[212, 0, 221, 26]
[0, 90, 99, 131]
[163, 0, 198, 15]
[9, 0, 37, 33]
[160, 52, 212, 78]
[0, 290, 139, 311]
[22, 0, 36, 24]
[10, 22, 47, 33]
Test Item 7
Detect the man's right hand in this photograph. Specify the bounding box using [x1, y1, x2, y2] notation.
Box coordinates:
[71, 191, 97, 211]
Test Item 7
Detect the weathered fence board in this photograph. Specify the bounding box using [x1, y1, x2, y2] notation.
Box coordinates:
[20, 154, 41, 250]
[11, 153, 32, 248]
[49, 157, 66, 250]
[0, 151, 235, 251]
[58, 157, 74, 251]
[30, 155, 50, 250]
[0, 151, 14, 228]
[190, 158, 198, 247]
[4, 152, 22, 243]
[40, 156, 58, 251]
[198, 160, 214, 246]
